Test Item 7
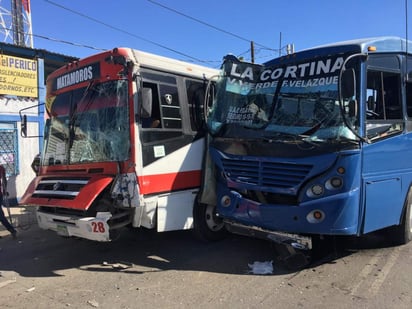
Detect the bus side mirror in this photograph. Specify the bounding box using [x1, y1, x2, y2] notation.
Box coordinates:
[141, 87, 153, 118]
[341, 69, 355, 98]
[44, 118, 50, 137]
[31, 154, 40, 175]
[19, 103, 45, 138]
[21, 114, 27, 137]
[348, 100, 357, 117]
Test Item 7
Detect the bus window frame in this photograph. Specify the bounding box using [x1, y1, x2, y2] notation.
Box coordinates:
[364, 54, 404, 142]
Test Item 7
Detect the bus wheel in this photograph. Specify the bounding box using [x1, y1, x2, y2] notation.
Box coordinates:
[391, 192, 412, 245]
[193, 203, 227, 242]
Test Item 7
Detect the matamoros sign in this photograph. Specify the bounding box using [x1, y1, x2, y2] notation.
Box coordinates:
[50, 62, 101, 92]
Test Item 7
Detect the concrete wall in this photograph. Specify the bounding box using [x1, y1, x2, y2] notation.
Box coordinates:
[0, 56, 44, 205]
[0, 45, 77, 205]
[0, 96, 42, 204]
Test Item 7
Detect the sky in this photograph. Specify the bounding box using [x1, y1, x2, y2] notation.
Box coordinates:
[13, 0, 410, 68]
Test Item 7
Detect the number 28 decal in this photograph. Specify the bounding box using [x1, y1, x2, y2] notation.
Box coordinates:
[91, 221, 106, 233]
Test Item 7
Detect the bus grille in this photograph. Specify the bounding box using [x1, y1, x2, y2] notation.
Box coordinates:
[221, 158, 312, 189]
[32, 177, 89, 200]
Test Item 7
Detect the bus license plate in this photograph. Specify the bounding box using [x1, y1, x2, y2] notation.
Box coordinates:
[56, 224, 69, 236]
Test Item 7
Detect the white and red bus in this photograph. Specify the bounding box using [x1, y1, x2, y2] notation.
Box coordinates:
[20, 47, 225, 241]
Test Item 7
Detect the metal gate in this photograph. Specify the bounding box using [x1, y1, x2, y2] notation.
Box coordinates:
[0, 123, 18, 176]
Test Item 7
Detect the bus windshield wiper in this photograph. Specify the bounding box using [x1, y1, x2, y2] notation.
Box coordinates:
[262, 131, 298, 142]
[299, 122, 322, 137]
[262, 131, 322, 148]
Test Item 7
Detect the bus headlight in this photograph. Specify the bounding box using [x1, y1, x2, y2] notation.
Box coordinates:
[306, 209, 325, 223]
[306, 184, 324, 198]
[221, 195, 231, 207]
[326, 176, 343, 190]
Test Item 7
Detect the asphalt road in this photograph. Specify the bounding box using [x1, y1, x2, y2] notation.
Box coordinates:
[1, 215, 412, 309]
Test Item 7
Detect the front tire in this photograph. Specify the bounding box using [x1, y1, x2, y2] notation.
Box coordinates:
[391, 190, 412, 245]
[193, 202, 227, 242]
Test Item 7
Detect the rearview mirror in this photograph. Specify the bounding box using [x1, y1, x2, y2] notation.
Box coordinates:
[141, 87, 152, 118]
[19, 103, 45, 138]
[341, 69, 355, 98]
[21, 114, 27, 137]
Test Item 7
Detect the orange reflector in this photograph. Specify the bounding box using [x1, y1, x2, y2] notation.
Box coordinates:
[313, 211, 323, 220]
[368, 46, 377, 52]
[221, 196, 231, 207]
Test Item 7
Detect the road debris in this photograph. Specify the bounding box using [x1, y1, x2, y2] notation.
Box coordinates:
[87, 299, 99, 307]
[0, 279, 16, 288]
[102, 261, 133, 270]
[248, 261, 274, 275]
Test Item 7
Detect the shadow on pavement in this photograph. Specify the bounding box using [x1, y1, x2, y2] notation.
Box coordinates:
[307, 228, 404, 269]
[0, 225, 283, 278]
[0, 219, 404, 278]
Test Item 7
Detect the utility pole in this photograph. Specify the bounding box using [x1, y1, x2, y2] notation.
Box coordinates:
[250, 41, 255, 63]
[0, 0, 33, 47]
[279, 32, 282, 56]
[11, 0, 24, 46]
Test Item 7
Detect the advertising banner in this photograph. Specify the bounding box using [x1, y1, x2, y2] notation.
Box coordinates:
[0, 54, 38, 97]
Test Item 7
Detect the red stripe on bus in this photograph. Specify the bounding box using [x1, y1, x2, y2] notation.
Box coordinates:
[139, 170, 201, 195]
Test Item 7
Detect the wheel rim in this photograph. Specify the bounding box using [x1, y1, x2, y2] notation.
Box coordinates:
[204, 204, 224, 231]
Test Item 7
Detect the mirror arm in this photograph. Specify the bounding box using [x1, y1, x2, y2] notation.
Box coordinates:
[19, 103, 45, 138]
[338, 53, 369, 143]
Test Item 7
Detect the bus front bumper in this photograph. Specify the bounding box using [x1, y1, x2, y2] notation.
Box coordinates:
[225, 220, 312, 250]
[217, 189, 359, 236]
[36, 210, 112, 242]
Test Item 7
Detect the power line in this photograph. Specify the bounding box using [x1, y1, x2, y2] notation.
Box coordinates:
[146, 0, 277, 51]
[147, 0, 277, 51]
[44, 0, 213, 64]
[0, 24, 106, 52]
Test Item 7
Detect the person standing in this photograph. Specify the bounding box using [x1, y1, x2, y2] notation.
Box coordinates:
[0, 165, 17, 238]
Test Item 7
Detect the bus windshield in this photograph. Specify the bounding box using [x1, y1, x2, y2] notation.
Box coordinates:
[43, 80, 130, 165]
[207, 56, 358, 143]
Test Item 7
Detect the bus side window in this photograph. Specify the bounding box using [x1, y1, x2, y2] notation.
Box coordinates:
[406, 79, 412, 118]
[383, 75, 401, 119]
[159, 84, 181, 129]
[366, 68, 403, 141]
[141, 83, 162, 128]
[186, 80, 206, 131]
[407, 57, 412, 118]
[366, 70, 402, 120]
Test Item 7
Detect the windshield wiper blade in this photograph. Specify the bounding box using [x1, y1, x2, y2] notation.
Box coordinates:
[299, 122, 321, 137]
[262, 131, 297, 141]
[262, 131, 323, 148]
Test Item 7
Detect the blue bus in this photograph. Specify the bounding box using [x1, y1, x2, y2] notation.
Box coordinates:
[204, 37, 412, 250]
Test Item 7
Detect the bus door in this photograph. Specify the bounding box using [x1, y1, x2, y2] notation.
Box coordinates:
[361, 54, 405, 233]
[136, 70, 208, 232]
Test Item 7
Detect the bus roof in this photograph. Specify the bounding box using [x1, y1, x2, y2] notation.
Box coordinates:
[47, 47, 219, 82]
[127, 48, 219, 79]
[265, 36, 412, 66]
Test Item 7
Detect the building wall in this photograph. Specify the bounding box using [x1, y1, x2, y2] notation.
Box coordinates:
[0, 55, 45, 205]
[0, 44, 77, 205]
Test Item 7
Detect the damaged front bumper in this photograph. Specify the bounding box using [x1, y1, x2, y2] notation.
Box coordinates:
[225, 220, 312, 250]
[36, 210, 112, 242]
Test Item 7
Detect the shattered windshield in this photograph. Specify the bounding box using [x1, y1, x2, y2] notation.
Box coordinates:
[207, 55, 358, 143]
[43, 80, 130, 165]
